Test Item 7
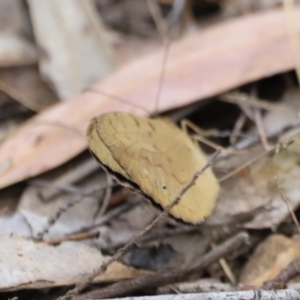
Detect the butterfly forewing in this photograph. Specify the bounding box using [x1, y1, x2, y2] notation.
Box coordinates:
[87, 117, 131, 180]
[87, 112, 220, 224]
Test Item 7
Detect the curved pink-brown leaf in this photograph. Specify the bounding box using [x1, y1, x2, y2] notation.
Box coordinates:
[0, 7, 298, 189]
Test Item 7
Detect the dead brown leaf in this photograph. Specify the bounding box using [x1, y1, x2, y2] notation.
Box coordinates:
[211, 142, 300, 229]
[240, 234, 300, 286]
[0, 65, 58, 111]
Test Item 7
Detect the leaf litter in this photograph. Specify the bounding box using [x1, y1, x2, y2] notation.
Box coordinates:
[1, 4, 300, 189]
[1, 1, 300, 299]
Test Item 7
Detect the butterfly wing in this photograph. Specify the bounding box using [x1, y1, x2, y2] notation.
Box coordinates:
[95, 112, 219, 224]
[87, 117, 133, 184]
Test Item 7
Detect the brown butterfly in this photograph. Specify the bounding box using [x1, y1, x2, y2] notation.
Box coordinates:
[86, 111, 220, 224]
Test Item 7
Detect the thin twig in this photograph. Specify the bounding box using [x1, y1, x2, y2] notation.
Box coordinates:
[31, 179, 114, 197]
[30, 179, 85, 195]
[146, 0, 168, 41]
[33, 121, 85, 139]
[218, 146, 275, 183]
[68, 197, 142, 235]
[225, 119, 300, 156]
[284, 0, 300, 84]
[218, 257, 236, 284]
[140, 226, 196, 244]
[43, 231, 99, 246]
[58, 151, 220, 299]
[167, 0, 186, 28]
[220, 92, 296, 116]
[270, 161, 300, 234]
[106, 225, 197, 253]
[230, 113, 247, 144]
[153, 40, 171, 116]
[263, 257, 300, 290]
[254, 108, 269, 150]
[93, 174, 113, 218]
[74, 232, 249, 300]
[35, 183, 116, 240]
[36, 195, 85, 240]
[238, 103, 256, 122]
[80, 0, 113, 65]
[85, 88, 150, 115]
[32, 157, 101, 201]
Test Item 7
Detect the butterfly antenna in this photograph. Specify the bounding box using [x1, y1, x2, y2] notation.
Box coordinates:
[146, 0, 186, 117]
[85, 87, 151, 116]
[153, 40, 171, 118]
[85, 0, 185, 119]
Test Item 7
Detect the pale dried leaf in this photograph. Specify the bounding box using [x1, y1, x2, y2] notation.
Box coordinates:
[212, 144, 300, 229]
[260, 89, 300, 136]
[0, 0, 28, 32]
[0, 235, 147, 291]
[18, 172, 106, 240]
[0, 33, 37, 67]
[0, 0, 36, 67]
[0, 213, 31, 237]
[27, 0, 114, 100]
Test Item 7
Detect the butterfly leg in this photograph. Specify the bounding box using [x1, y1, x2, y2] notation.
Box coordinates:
[180, 119, 225, 151]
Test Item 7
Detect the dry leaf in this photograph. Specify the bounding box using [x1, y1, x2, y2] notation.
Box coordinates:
[27, 0, 114, 100]
[240, 234, 300, 286]
[211, 142, 300, 229]
[0, 236, 147, 292]
[0, 213, 31, 237]
[0, 33, 37, 67]
[18, 171, 106, 240]
[0, 65, 58, 111]
[0, 0, 37, 67]
[208, 87, 300, 229]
